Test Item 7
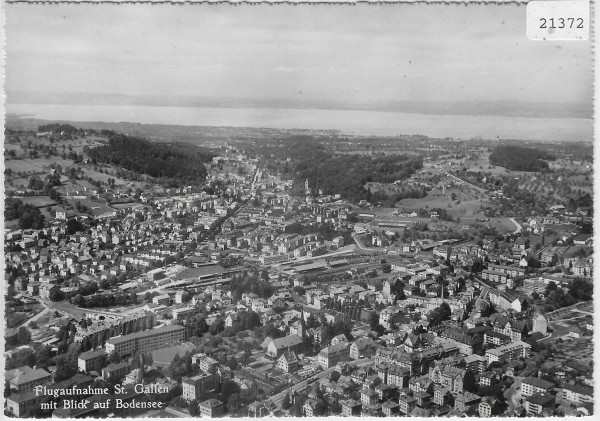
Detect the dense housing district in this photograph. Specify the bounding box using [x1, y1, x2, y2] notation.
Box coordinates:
[3, 122, 594, 418]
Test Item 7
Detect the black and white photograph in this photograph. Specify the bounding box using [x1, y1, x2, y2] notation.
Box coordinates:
[2, 2, 595, 419]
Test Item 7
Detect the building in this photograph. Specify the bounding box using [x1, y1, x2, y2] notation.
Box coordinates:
[182, 373, 219, 401]
[521, 377, 556, 397]
[360, 389, 378, 406]
[276, 351, 299, 373]
[102, 361, 131, 382]
[524, 393, 555, 416]
[382, 401, 400, 417]
[341, 399, 362, 417]
[398, 394, 417, 414]
[199, 398, 223, 418]
[478, 397, 501, 417]
[105, 325, 185, 357]
[558, 384, 593, 404]
[153, 294, 171, 306]
[264, 334, 303, 358]
[350, 338, 377, 359]
[429, 364, 467, 394]
[303, 399, 318, 417]
[192, 353, 219, 373]
[6, 366, 52, 394]
[464, 354, 487, 374]
[454, 391, 481, 414]
[532, 313, 548, 336]
[5, 391, 43, 417]
[485, 341, 530, 366]
[77, 349, 107, 373]
[318, 343, 350, 369]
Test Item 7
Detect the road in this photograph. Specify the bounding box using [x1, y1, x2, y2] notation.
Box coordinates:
[21, 306, 51, 327]
[509, 217, 522, 234]
[441, 167, 488, 194]
[40, 297, 134, 319]
[353, 233, 370, 250]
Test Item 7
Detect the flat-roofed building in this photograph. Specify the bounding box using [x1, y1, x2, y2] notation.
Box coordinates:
[521, 377, 555, 398]
[182, 373, 219, 401]
[78, 349, 107, 373]
[485, 341, 530, 366]
[105, 325, 185, 357]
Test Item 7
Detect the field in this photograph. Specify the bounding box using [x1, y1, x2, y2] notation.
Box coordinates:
[18, 196, 57, 208]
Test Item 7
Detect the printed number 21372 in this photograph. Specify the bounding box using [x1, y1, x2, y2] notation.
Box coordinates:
[540, 17, 584, 29]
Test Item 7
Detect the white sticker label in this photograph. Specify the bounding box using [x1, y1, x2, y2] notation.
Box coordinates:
[527, 1, 589, 40]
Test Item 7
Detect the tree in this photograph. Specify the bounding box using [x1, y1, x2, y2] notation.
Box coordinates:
[108, 351, 121, 364]
[221, 380, 241, 400]
[17, 327, 31, 345]
[227, 393, 241, 414]
[189, 399, 200, 416]
[293, 286, 306, 295]
[428, 302, 451, 327]
[49, 286, 65, 302]
[72, 294, 86, 307]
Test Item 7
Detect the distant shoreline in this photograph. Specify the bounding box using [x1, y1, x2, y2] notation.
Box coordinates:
[6, 104, 593, 143]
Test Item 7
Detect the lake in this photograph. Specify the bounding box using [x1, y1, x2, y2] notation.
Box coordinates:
[7, 103, 593, 142]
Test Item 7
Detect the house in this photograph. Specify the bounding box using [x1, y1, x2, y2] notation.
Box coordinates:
[199, 398, 223, 418]
[360, 389, 378, 406]
[478, 396, 502, 417]
[433, 386, 453, 407]
[429, 364, 467, 394]
[454, 391, 481, 414]
[349, 337, 377, 360]
[303, 398, 318, 417]
[398, 394, 417, 414]
[341, 399, 362, 417]
[276, 351, 299, 374]
[521, 377, 555, 397]
[382, 401, 400, 416]
[413, 390, 431, 407]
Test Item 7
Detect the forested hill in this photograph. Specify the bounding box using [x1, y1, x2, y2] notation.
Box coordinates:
[489, 145, 555, 172]
[249, 136, 423, 202]
[87, 134, 216, 187]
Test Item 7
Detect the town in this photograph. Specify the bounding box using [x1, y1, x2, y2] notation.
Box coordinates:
[4, 121, 594, 418]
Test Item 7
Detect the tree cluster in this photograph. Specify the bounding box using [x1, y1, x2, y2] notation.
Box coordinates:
[87, 133, 216, 187]
[489, 146, 555, 172]
[5, 198, 45, 229]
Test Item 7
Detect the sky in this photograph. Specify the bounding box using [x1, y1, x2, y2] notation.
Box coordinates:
[5, 3, 593, 113]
